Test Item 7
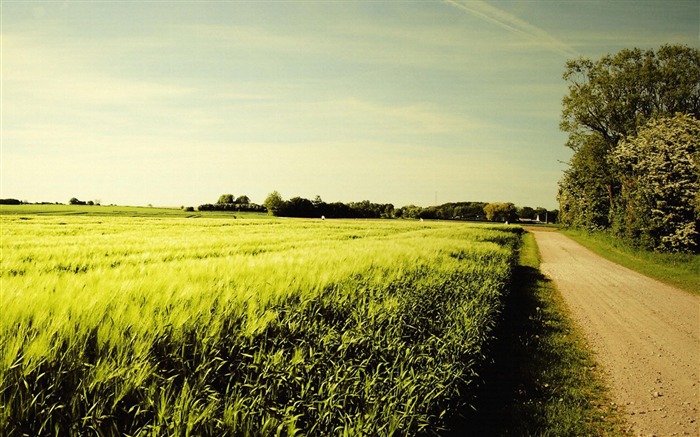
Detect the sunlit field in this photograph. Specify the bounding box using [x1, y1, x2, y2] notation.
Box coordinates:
[1, 213, 521, 435]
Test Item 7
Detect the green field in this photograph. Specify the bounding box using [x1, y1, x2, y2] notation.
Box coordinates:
[0, 211, 522, 435]
[0, 204, 268, 219]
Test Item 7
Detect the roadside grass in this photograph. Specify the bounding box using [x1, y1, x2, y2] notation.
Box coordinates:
[561, 229, 700, 295]
[449, 231, 628, 436]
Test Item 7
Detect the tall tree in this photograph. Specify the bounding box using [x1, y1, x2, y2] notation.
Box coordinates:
[235, 195, 250, 205]
[558, 133, 614, 228]
[217, 194, 235, 204]
[483, 202, 517, 222]
[263, 191, 284, 216]
[558, 44, 700, 230]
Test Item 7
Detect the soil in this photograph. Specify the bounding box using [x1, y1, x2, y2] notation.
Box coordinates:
[531, 230, 699, 437]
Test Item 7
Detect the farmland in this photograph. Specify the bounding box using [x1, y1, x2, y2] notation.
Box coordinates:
[0, 211, 521, 435]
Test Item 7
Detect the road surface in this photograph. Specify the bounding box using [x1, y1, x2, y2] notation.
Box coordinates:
[531, 230, 699, 437]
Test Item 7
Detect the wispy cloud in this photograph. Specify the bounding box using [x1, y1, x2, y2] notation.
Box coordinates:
[443, 0, 580, 59]
[305, 97, 486, 136]
[4, 33, 194, 111]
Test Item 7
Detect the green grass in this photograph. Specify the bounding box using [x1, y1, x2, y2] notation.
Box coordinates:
[0, 213, 522, 436]
[561, 229, 700, 295]
[448, 231, 629, 436]
[0, 204, 269, 219]
[512, 232, 628, 436]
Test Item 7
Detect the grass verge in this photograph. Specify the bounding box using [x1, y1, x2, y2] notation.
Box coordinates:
[449, 231, 628, 436]
[562, 229, 699, 295]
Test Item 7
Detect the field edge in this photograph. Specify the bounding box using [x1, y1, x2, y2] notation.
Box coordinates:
[448, 230, 629, 435]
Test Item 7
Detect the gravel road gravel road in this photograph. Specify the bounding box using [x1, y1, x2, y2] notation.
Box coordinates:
[532, 230, 699, 437]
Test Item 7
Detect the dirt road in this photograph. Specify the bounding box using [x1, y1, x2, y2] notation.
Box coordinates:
[531, 230, 699, 437]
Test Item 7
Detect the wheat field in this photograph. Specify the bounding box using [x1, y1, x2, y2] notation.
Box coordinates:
[0, 214, 520, 436]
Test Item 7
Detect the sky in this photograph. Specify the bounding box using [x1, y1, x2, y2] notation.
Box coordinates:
[2, 1, 698, 209]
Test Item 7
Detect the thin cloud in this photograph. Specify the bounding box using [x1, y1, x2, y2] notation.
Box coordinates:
[321, 97, 485, 135]
[443, 0, 580, 59]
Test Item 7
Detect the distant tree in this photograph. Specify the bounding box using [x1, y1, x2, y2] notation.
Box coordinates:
[235, 195, 250, 205]
[551, 210, 559, 223]
[310, 195, 331, 217]
[87, 200, 94, 206]
[517, 206, 536, 220]
[282, 197, 315, 217]
[484, 202, 517, 222]
[483, 203, 498, 221]
[409, 202, 486, 220]
[217, 194, 235, 204]
[398, 205, 425, 219]
[325, 202, 351, 218]
[0, 198, 21, 205]
[69, 197, 86, 205]
[344, 200, 394, 219]
[263, 191, 285, 216]
[381, 204, 395, 219]
[534, 207, 547, 221]
[348, 200, 372, 218]
[199, 199, 265, 213]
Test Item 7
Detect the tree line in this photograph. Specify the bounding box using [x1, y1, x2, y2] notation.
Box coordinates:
[197, 194, 266, 213]
[69, 197, 100, 206]
[262, 192, 395, 219]
[2, 194, 558, 224]
[261, 191, 557, 222]
[0, 199, 23, 205]
[558, 44, 699, 252]
[0, 199, 83, 205]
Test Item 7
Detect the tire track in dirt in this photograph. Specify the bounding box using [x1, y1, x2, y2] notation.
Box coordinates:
[531, 230, 699, 437]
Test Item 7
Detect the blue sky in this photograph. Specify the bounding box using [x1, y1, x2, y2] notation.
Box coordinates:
[2, 1, 698, 209]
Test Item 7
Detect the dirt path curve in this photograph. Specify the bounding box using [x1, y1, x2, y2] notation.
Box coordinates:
[531, 230, 699, 437]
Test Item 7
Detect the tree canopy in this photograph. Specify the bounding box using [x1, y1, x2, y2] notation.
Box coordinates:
[259, 194, 556, 223]
[558, 44, 700, 252]
[561, 45, 700, 149]
[217, 194, 235, 204]
[199, 193, 265, 212]
[483, 202, 518, 222]
[611, 114, 699, 252]
[263, 191, 285, 216]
